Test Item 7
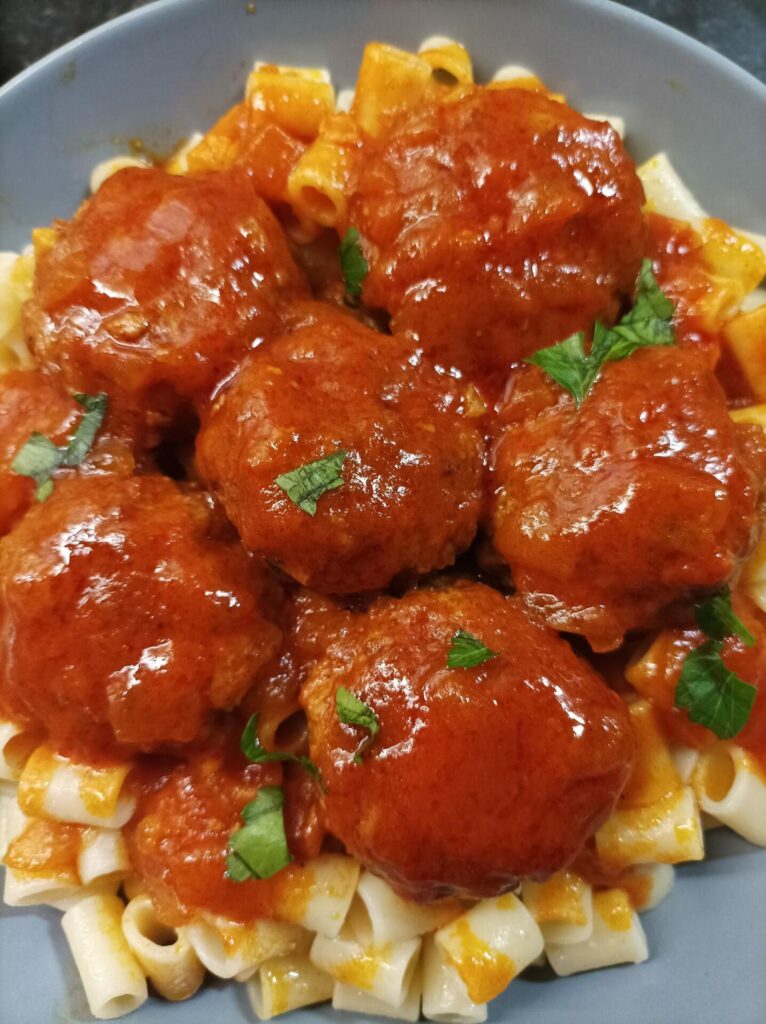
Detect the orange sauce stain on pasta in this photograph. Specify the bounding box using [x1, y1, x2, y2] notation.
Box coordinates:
[17, 746, 57, 818]
[261, 962, 292, 1016]
[3, 818, 81, 881]
[78, 761, 131, 818]
[619, 702, 682, 810]
[533, 872, 588, 925]
[495, 893, 519, 911]
[335, 944, 391, 990]
[594, 889, 633, 932]
[597, 789, 700, 868]
[574, 845, 654, 910]
[444, 919, 516, 1004]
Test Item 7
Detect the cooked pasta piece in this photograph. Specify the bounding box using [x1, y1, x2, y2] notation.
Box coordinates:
[629, 863, 675, 911]
[164, 130, 204, 173]
[3, 867, 84, 908]
[545, 889, 648, 976]
[0, 781, 25, 858]
[286, 111, 356, 227]
[89, 155, 150, 194]
[670, 745, 700, 785]
[421, 935, 487, 1024]
[0, 720, 39, 782]
[0, 250, 34, 373]
[332, 969, 422, 1023]
[351, 42, 434, 135]
[247, 951, 334, 1020]
[692, 744, 766, 846]
[310, 929, 421, 1008]
[417, 37, 473, 85]
[18, 746, 136, 829]
[595, 701, 704, 867]
[725, 307, 766, 401]
[62, 893, 148, 1019]
[434, 894, 544, 1004]
[638, 152, 705, 222]
[2, 813, 84, 907]
[183, 915, 306, 980]
[121, 895, 204, 1001]
[354, 870, 461, 944]
[247, 64, 335, 138]
[282, 854, 360, 938]
[78, 828, 131, 887]
[521, 871, 593, 945]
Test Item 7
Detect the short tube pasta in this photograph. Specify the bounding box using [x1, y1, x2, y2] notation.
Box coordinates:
[595, 785, 704, 867]
[310, 930, 421, 1008]
[183, 915, 306, 980]
[332, 969, 422, 1023]
[247, 952, 334, 1020]
[521, 871, 594, 945]
[434, 894, 544, 1004]
[545, 889, 648, 977]
[0, 782, 25, 858]
[78, 828, 131, 886]
[278, 853, 360, 938]
[0, 721, 39, 781]
[354, 870, 461, 944]
[417, 37, 473, 85]
[61, 893, 148, 1020]
[121, 895, 205, 1001]
[18, 746, 136, 829]
[421, 935, 487, 1024]
[89, 155, 150, 194]
[692, 744, 766, 846]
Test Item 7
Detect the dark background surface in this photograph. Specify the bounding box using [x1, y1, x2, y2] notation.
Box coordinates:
[0, 0, 765, 86]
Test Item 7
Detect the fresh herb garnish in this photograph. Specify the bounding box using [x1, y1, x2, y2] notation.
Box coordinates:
[275, 448, 348, 516]
[446, 629, 498, 669]
[12, 391, 109, 501]
[674, 588, 757, 740]
[694, 586, 756, 647]
[240, 713, 321, 781]
[526, 260, 675, 406]
[675, 640, 756, 740]
[336, 686, 379, 763]
[339, 227, 368, 302]
[226, 786, 292, 882]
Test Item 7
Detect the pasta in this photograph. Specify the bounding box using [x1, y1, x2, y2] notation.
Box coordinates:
[1, 28, 765, 1024]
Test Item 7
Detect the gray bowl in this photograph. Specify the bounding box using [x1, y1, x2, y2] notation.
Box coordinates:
[0, 1, 765, 1022]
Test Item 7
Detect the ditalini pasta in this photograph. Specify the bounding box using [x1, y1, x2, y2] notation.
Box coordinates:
[545, 889, 649, 977]
[62, 893, 148, 1020]
[1, 29, 766, 1024]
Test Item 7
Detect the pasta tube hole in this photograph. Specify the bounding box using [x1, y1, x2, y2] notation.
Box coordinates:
[298, 187, 340, 225]
[698, 746, 736, 803]
[132, 901, 179, 947]
[274, 711, 309, 755]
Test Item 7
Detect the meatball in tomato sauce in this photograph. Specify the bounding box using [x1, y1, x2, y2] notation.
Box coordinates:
[0, 475, 281, 759]
[197, 307, 484, 594]
[301, 581, 634, 901]
[25, 167, 307, 440]
[345, 87, 646, 393]
[489, 347, 766, 652]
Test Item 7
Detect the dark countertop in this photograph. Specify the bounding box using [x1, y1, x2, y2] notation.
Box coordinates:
[0, 0, 764, 86]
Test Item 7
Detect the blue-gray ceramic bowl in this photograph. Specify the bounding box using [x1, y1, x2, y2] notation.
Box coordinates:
[0, 2, 765, 1023]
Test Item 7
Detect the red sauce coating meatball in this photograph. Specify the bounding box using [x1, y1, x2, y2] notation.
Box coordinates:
[489, 347, 766, 651]
[345, 87, 646, 394]
[25, 167, 308, 438]
[197, 307, 484, 593]
[627, 591, 766, 770]
[0, 370, 79, 534]
[0, 475, 281, 760]
[301, 581, 634, 901]
[125, 725, 320, 924]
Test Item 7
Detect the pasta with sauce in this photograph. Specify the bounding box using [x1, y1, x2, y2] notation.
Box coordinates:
[1, 33, 765, 1024]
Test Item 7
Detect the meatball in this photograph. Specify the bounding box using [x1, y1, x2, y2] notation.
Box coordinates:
[197, 307, 484, 593]
[489, 347, 766, 651]
[125, 725, 319, 923]
[0, 370, 79, 534]
[0, 475, 281, 759]
[301, 581, 634, 900]
[25, 167, 307, 439]
[345, 87, 646, 394]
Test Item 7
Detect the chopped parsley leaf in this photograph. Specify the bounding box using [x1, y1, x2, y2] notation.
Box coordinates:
[275, 449, 347, 516]
[447, 629, 498, 669]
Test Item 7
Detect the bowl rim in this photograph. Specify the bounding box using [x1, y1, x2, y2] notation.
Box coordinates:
[0, 0, 764, 108]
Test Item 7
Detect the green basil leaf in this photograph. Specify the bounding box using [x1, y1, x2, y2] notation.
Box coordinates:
[527, 259, 676, 404]
[275, 449, 348, 516]
[446, 629, 498, 669]
[336, 686, 379, 762]
[240, 714, 321, 781]
[694, 586, 756, 647]
[674, 639, 757, 740]
[339, 227, 369, 301]
[226, 786, 292, 881]
[11, 433, 65, 501]
[61, 392, 109, 467]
